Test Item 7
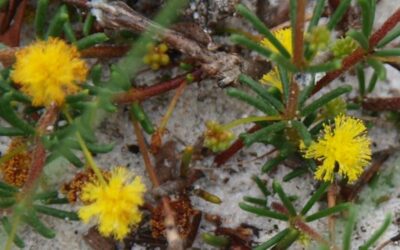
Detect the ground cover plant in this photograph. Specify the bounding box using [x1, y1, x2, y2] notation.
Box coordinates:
[1, 0, 400, 249]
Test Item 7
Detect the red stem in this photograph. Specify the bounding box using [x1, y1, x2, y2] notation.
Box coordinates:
[271, 202, 289, 215]
[293, 0, 306, 67]
[313, 7, 400, 95]
[293, 219, 332, 247]
[22, 103, 59, 194]
[312, 48, 365, 94]
[21, 140, 46, 193]
[213, 124, 261, 166]
[213, 8, 400, 167]
[80, 45, 130, 58]
[114, 69, 203, 104]
[369, 8, 400, 47]
[362, 97, 400, 111]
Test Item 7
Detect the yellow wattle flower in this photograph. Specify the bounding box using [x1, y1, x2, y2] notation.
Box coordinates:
[260, 28, 293, 56]
[303, 115, 371, 183]
[260, 28, 292, 91]
[11, 38, 88, 107]
[78, 167, 146, 240]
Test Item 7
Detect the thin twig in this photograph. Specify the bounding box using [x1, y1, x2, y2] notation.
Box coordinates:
[151, 81, 187, 153]
[327, 183, 337, 243]
[114, 69, 203, 104]
[132, 118, 184, 249]
[375, 240, 392, 250]
[132, 118, 161, 187]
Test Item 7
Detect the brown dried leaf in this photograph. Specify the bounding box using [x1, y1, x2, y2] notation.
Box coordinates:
[154, 140, 179, 184]
[83, 227, 116, 250]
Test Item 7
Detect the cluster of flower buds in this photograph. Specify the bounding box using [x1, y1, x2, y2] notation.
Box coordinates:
[204, 120, 234, 152]
[143, 43, 170, 70]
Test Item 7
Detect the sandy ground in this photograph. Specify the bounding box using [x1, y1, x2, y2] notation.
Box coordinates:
[2, 0, 400, 249]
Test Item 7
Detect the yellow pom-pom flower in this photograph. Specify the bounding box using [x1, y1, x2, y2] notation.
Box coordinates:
[303, 115, 371, 183]
[260, 28, 292, 91]
[11, 38, 88, 107]
[260, 28, 292, 56]
[78, 167, 146, 240]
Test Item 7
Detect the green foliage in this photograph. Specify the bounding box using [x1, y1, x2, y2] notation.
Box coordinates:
[240, 180, 345, 249]
[228, 1, 400, 248]
[332, 36, 359, 59]
[0, 0, 189, 247]
[0, 184, 77, 248]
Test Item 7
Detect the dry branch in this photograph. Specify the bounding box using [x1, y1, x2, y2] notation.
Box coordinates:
[88, 1, 245, 85]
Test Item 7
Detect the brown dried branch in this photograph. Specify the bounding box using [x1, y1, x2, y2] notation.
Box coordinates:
[87, 1, 245, 85]
[362, 97, 400, 111]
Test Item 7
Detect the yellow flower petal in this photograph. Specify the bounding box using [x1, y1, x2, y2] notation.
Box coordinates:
[260, 67, 283, 91]
[11, 38, 88, 107]
[78, 167, 146, 240]
[259, 28, 292, 92]
[303, 115, 371, 183]
[260, 28, 292, 56]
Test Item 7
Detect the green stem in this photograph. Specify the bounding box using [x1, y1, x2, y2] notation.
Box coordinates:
[343, 206, 357, 250]
[305, 203, 350, 222]
[221, 116, 281, 130]
[274, 228, 300, 250]
[273, 181, 297, 216]
[301, 182, 330, 215]
[5, 207, 23, 250]
[75, 131, 106, 185]
[254, 228, 290, 250]
[64, 110, 106, 185]
[359, 213, 392, 250]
